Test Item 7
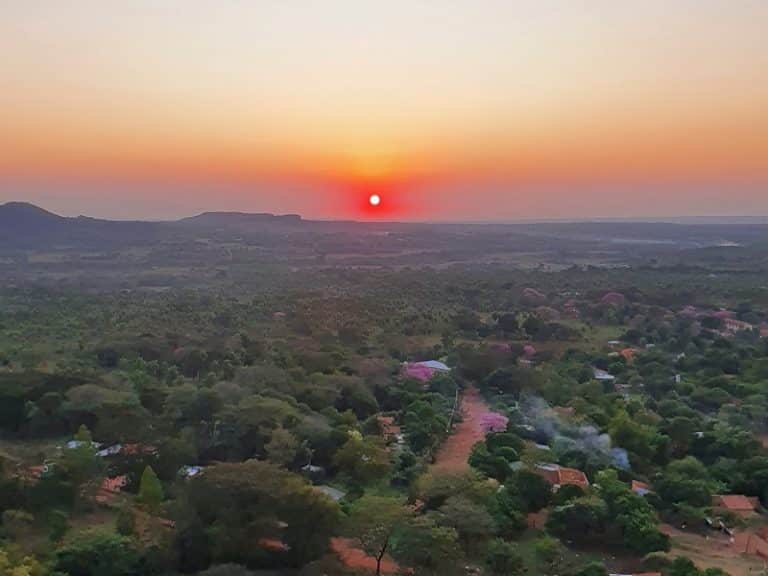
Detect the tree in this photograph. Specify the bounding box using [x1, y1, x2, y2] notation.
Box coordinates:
[0, 548, 44, 576]
[523, 315, 545, 339]
[392, 516, 461, 576]
[333, 433, 390, 485]
[654, 457, 714, 509]
[58, 427, 103, 508]
[344, 496, 412, 576]
[547, 496, 608, 543]
[265, 427, 299, 467]
[436, 496, 496, 552]
[469, 442, 510, 482]
[534, 536, 564, 574]
[485, 539, 525, 576]
[509, 469, 551, 512]
[574, 561, 609, 576]
[415, 471, 480, 510]
[53, 532, 142, 576]
[138, 466, 164, 513]
[74, 424, 93, 442]
[186, 460, 340, 566]
[497, 313, 519, 335]
[199, 565, 255, 576]
[594, 469, 669, 555]
[491, 486, 527, 537]
[616, 500, 670, 554]
[47, 508, 70, 542]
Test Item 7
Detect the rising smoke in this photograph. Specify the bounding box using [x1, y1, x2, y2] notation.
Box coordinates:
[516, 396, 630, 470]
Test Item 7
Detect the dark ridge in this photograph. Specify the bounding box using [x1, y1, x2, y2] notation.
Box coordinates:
[180, 211, 303, 226]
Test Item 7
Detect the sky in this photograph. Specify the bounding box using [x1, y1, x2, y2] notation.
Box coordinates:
[1, 0, 766, 221]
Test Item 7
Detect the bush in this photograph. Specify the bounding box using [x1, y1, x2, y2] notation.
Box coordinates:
[53, 532, 142, 576]
[485, 539, 525, 576]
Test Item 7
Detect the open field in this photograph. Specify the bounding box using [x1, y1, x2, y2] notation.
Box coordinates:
[662, 524, 767, 576]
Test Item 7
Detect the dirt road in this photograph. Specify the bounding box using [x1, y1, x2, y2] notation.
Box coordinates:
[431, 385, 490, 473]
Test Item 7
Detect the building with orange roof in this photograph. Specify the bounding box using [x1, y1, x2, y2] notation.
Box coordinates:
[536, 463, 589, 490]
[377, 415, 401, 439]
[96, 475, 128, 504]
[732, 532, 768, 559]
[620, 348, 636, 362]
[257, 537, 290, 552]
[16, 464, 49, 484]
[713, 494, 759, 518]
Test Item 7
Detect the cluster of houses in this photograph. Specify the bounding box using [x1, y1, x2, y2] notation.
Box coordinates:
[679, 305, 768, 339]
[16, 441, 204, 506]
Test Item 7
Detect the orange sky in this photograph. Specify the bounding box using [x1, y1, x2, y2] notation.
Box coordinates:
[1, 0, 766, 220]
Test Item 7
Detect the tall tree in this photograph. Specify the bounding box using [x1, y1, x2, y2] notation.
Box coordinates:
[138, 466, 164, 513]
[344, 495, 412, 576]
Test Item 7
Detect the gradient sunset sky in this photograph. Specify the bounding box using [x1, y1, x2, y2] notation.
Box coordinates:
[1, 0, 766, 220]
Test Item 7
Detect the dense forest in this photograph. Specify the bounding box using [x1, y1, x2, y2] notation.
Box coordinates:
[2, 205, 768, 576]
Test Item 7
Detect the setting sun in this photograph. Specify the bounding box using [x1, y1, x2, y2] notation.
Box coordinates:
[369, 194, 381, 207]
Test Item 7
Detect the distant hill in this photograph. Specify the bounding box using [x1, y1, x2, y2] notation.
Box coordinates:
[0, 202, 166, 249]
[180, 211, 302, 227]
[2, 201, 767, 263]
[0, 202, 66, 231]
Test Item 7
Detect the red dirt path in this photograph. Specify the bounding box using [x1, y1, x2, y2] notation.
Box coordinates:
[431, 386, 490, 473]
[330, 537, 399, 574]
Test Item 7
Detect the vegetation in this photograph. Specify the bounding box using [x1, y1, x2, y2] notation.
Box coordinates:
[2, 211, 768, 574]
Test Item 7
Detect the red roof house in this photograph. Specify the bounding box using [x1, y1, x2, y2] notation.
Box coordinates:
[713, 494, 759, 517]
[536, 464, 589, 490]
[96, 475, 128, 504]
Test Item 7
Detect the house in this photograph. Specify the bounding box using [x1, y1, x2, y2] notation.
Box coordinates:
[96, 444, 123, 457]
[16, 464, 51, 485]
[402, 360, 451, 383]
[96, 475, 128, 504]
[562, 300, 579, 318]
[631, 480, 652, 496]
[258, 538, 290, 552]
[601, 292, 626, 307]
[96, 443, 157, 458]
[535, 463, 589, 490]
[301, 463, 326, 482]
[713, 309, 734, 320]
[723, 318, 754, 335]
[415, 360, 450, 371]
[178, 465, 204, 479]
[713, 494, 759, 518]
[620, 348, 636, 362]
[593, 368, 615, 382]
[121, 443, 158, 456]
[64, 440, 100, 450]
[731, 532, 768, 559]
[377, 415, 404, 445]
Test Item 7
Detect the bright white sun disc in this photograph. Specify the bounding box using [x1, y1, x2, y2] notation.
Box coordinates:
[369, 194, 381, 206]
